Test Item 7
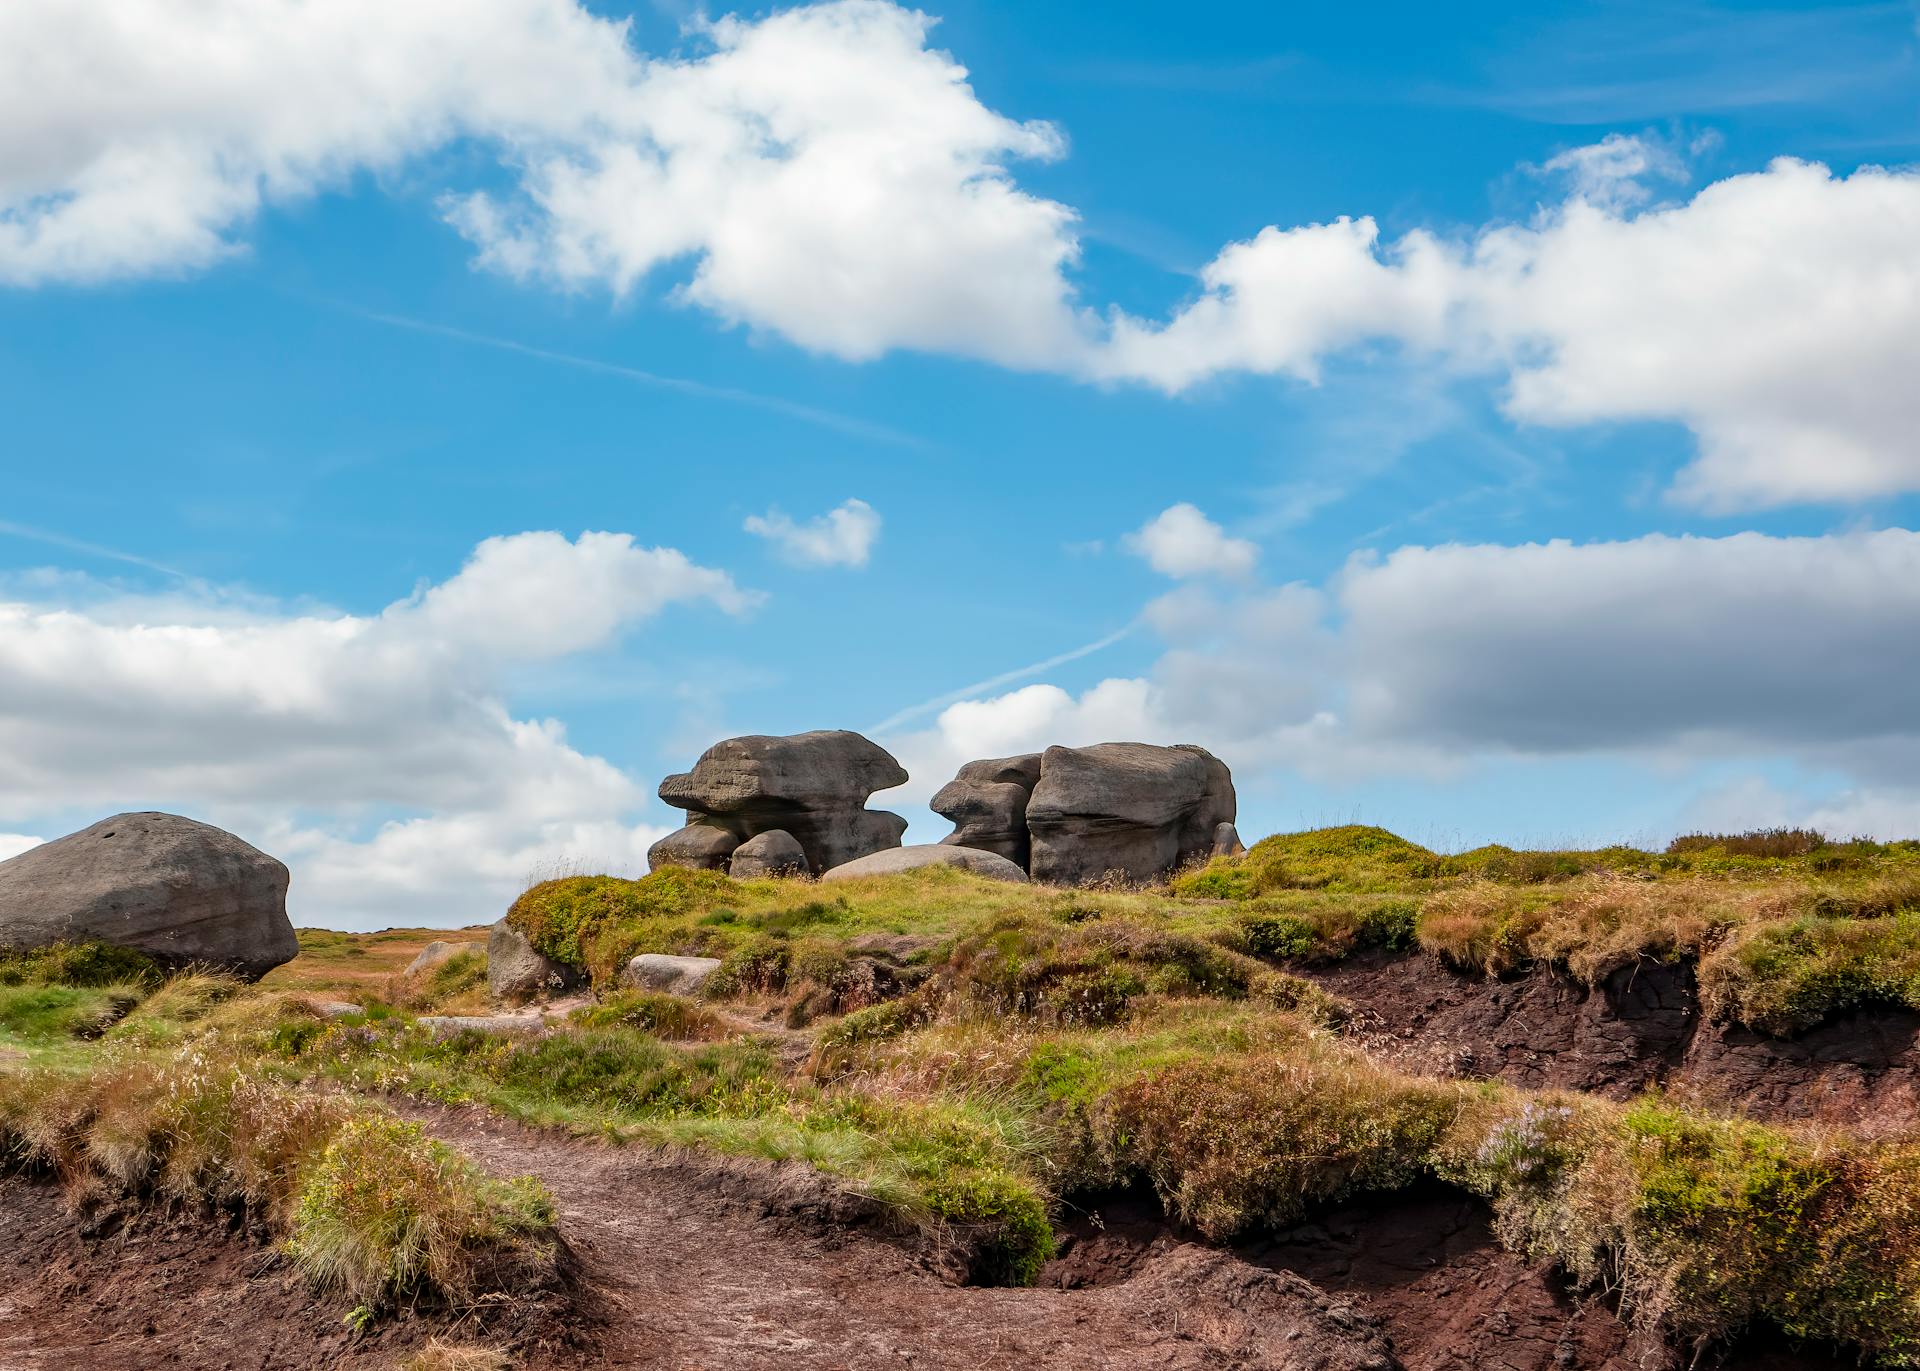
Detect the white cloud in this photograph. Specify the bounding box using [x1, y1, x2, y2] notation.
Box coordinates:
[451, 2, 1092, 368]
[1103, 154, 1920, 512]
[1535, 131, 1689, 211]
[0, 0, 635, 284]
[884, 527, 1920, 837]
[743, 498, 882, 568]
[0, 531, 753, 927]
[1, 0, 1091, 366]
[1122, 503, 1258, 580]
[0, 833, 41, 862]
[10, 6, 1920, 512]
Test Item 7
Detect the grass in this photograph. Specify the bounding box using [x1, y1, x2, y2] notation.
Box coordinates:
[12, 828, 1920, 1361]
[0, 1042, 555, 1309]
[261, 926, 491, 999]
[284, 1009, 1056, 1284]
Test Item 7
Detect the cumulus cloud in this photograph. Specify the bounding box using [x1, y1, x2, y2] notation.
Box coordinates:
[450, 2, 1091, 367]
[0, 531, 753, 927]
[1123, 504, 1258, 580]
[884, 527, 1920, 834]
[1103, 152, 1920, 511]
[743, 498, 882, 568]
[3, 0, 1091, 366]
[11, 6, 1920, 511]
[0, 0, 635, 284]
[0, 833, 40, 862]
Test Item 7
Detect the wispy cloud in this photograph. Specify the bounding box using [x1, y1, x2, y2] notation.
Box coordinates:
[0, 519, 190, 579]
[868, 623, 1137, 735]
[1443, 2, 1917, 123]
[344, 307, 930, 451]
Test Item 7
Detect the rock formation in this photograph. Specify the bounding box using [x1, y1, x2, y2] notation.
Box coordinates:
[821, 844, 1028, 883]
[488, 918, 585, 1002]
[403, 939, 482, 979]
[650, 730, 908, 877]
[0, 812, 296, 979]
[930, 753, 1041, 868]
[622, 953, 724, 994]
[727, 829, 808, 879]
[1027, 743, 1236, 886]
[931, 743, 1237, 887]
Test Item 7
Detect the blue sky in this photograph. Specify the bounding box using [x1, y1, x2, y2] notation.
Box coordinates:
[3, 0, 1919, 928]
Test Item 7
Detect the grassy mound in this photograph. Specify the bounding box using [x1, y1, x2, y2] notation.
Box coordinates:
[0, 1044, 555, 1309]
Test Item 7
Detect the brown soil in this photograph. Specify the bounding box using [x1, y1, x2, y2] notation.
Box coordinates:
[1309, 950, 1920, 1132]
[1045, 1186, 1854, 1371]
[0, 1106, 1400, 1371]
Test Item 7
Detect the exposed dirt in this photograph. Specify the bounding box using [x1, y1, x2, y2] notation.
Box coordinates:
[1045, 1185, 1854, 1371]
[1309, 950, 1920, 1132]
[0, 1174, 571, 1370]
[0, 1107, 1401, 1371]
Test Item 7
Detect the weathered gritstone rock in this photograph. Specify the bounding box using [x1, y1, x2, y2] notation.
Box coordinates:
[487, 918, 586, 1003]
[1212, 820, 1247, 856]
[652, 730, 908, 876]
[0, 811, 296, 980]
[821, 844, 1029, 883]
[645, 820, 741, 873]
[727, 828, 808, 879]
[403, 939, 482, 978]
[931, 753, 1042, 867]
[622, 953, 724, 994]
[1025, 742, 1237, 886]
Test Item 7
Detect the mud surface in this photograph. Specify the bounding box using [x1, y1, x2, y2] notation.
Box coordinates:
[1310, 951, 1920, 1131]
[0, 1107, 1399, 1371]
[1046, 1185, 1854, 1371]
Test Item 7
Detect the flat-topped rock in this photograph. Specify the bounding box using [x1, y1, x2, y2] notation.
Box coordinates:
[1026, 743, 1236, 886]
[821, 844, 1029, 884]
[0, 812, 296, 979]
[653, 730, 908, 875]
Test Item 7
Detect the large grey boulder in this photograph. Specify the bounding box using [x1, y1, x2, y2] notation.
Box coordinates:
[0, 812, 296, 980]
[622, 953, 723, 994]
[646, 821, 740, 873]
[653, 730, 908, 875]
[931, 753, 1041, 868]
[728, 829, 807, 879]
[821, 844, 1028, 884]
[487, 918, 585, 1002]
[1026, 743, 1237, 887]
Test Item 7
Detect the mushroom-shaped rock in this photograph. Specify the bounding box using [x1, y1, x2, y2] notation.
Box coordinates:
[931, 753, 1042, 868]
[403, 939, 483, 979]
[622, 953, 724, 994]
[1026, 743, 1237, 887]
[647, 822, 741, 873]
[0, 812, 296, 980]
[487, 918, 585, 1003]
[728, 829, 808, 879]
[821, 844, 1029, 884]
[654, 730, 908, 874]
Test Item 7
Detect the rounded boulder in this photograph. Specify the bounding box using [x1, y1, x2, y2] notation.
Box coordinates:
[820, 844, 1028, 884]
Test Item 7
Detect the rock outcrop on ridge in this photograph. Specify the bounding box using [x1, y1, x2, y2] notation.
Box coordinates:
[0, 811, 296, 979]
[930, 742, 1237, 886]
[1026, 743, 1237, 885]
[650, 730, 908, 877]
[930, 753, 1042, 868]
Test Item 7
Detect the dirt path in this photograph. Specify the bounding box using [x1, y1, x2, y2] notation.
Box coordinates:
[415, 1105, 1396, 1370]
